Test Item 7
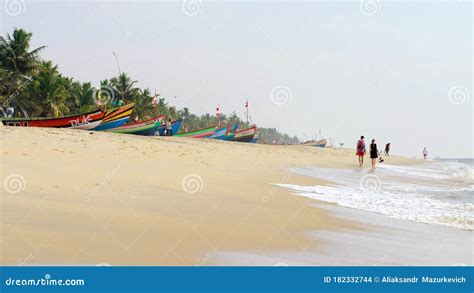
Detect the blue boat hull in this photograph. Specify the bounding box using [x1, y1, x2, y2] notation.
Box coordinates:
[156, 119, 183, 136]
[93, 117, 129, 131]
[210, 126, 230, 140]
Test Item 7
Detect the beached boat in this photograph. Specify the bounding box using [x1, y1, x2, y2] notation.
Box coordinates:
[232, 126, 257, 143]
[250, 133, 259, 143]
[93, 103, 135, 131]
[301, 138, 327, 148]
[1, 109, 105, 129]
[175, 125, 216, 138]
[210, 126, 228, 139]
[107, 116, 164, 135]
[209, 123, 238, 140]
[155, 119, 183, 136]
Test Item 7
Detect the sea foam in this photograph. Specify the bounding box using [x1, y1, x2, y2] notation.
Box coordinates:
[278, 161, 473, 230]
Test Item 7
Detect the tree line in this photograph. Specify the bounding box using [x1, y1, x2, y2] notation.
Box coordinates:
[0, 28, 299, 144]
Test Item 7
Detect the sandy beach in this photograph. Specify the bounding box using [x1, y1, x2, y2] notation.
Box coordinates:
[1, 127, 470, 266]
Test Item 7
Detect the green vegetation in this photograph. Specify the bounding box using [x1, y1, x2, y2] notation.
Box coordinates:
[0, 28, 299, 144]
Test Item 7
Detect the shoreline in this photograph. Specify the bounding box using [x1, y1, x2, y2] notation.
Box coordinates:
[2, 127, 455, 266]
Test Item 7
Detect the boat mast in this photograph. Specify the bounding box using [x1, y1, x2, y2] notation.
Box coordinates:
[113, 52, 121, 75]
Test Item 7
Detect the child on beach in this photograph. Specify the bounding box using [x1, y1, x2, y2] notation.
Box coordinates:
[370, 139, 381, 171]
[356, 136, 366, 167]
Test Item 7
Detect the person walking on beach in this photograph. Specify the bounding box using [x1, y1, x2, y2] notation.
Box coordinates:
[423, 147, 428, 160]
[384, 143, 390, 156]
[165, 118, 173, 136]
[356, 136, 366, 167]
[370, 139, 381, 171]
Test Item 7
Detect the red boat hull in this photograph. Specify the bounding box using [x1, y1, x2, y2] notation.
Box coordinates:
[1, 109, 105, 129]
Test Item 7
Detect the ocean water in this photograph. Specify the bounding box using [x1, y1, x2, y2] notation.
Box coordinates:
[278, 159, 473, 230]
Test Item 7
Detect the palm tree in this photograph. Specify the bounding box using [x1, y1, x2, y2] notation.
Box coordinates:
[130, 88, 154, 120]
[110, 73, 140, 103]
[0, 28, 45, 116]
[65, 81, 95, 114]
[26, 61, 69, 117]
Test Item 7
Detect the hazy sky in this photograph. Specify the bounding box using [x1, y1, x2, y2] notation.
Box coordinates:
[1, 0, 472, 158]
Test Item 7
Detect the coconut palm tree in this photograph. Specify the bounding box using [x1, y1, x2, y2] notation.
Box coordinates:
[0, 28, 45, 116]
[65, 81, 95, 114]
[110, 73, 140, 103]
[26, 61, 69, 117]
[130, 88, 154, 120]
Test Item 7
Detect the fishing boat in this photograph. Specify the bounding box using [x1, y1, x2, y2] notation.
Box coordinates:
[175, 125, 216, 138]
[107, 116, 164, 135]
[1, 109, 105, 129]
[301, 138, 327, 148]
[209, 123, 238, 140]
[155, 119, 183, 136]
[250, 133, 259, 143]
[232, 126, 257, 143]
[93, 103, 135, 131]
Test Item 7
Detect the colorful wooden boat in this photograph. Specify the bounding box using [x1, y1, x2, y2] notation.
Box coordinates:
[301, 138, 327, 148]
[93, 103, 135, 131]
[1, 109, 105, 129]
[175, 125, 216, 138]
[250, 133, 259, 143]
[108, 116, 164, 135]
[155, 119, 183, 136]
[210, 123, 238, 140]
[223, 130, 236, 141]
[232, 126, 257, 143]
[210, 126, 229, 140]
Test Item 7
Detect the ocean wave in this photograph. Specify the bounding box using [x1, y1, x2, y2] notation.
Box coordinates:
[277, 183, 473, 230]
[378, 163, 474, 185]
